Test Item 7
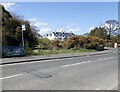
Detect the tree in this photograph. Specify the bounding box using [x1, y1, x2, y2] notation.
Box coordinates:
[89, 27, 108, 39]
[1, 5, 38, 48]
[102, 20, 120, 39]
[2, 6, 23, 46]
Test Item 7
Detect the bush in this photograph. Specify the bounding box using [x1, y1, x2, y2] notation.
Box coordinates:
[37, 38, 51, 50]
[65, 36, 105, 50]
[50, 39, 61, 50]
[24, 48, 38, 55]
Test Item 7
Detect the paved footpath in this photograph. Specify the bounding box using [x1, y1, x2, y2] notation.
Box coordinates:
[0, 48, 118, 65]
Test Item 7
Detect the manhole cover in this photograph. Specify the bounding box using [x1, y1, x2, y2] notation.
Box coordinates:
[23, 70, 52, 78]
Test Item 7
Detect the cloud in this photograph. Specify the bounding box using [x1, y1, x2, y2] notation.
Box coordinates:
[29, 18, 48, 27]
[59, 29, 64, 32]
[68, 27, 81, 35]
[89, 26, 95, 31]
[38, 28, 52, 35]
[29, 18, 52, 35]
[101, 25, 105, 28]
[0, 2, 15, 10]
[66, 25, 81, 35]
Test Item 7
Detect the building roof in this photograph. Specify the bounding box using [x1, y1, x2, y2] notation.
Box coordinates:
[51, 32, 75, 37]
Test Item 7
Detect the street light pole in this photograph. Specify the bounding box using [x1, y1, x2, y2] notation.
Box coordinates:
[21, 24, 26, 47]
[22, 29, 24, 47]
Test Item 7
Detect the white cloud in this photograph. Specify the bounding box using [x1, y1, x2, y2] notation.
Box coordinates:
[59, 28, 64, 32]
[101, 25, 105, 28]
[29, 18, 52, 35]
[66, 25, 81, 35]
[38, 28, 52, 35]
[68, 27, 81, 34]
[89, 26, 95, 31]
[0, 2, 15, 10]
[29, 18, 48, 27]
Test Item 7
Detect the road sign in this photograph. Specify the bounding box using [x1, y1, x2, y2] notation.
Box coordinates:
[22, 24, 26, 31]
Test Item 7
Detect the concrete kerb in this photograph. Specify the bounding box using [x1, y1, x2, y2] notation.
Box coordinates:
[0, 50, 115, 65]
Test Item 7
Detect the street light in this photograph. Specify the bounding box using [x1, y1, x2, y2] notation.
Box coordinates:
[21, 24, 26, 47]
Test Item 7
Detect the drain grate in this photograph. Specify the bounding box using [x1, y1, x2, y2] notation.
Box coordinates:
[23, 70, 52, 78]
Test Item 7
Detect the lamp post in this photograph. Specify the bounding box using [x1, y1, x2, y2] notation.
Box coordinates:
[21, 24, 26, 47]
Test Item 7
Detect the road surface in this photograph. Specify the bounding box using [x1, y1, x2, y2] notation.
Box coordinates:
[1, 49, 118, 90]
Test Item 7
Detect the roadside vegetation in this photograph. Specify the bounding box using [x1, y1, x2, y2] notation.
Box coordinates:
[25, 49, 96, 56]
[1, 5, 120, 56]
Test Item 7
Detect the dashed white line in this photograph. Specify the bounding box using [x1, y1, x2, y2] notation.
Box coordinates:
[98, 58, 103, 60]
[96, 88, 101, 90]
[62, 56, 115, 68]
[0, 74, 23, 80]
[62, 61, 91, 67]
[104, 57, 114, 59]
[87, 61, 91, 63]
[98, 57, 114, 61]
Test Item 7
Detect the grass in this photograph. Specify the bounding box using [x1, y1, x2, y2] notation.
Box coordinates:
[25, 48, 96, 56]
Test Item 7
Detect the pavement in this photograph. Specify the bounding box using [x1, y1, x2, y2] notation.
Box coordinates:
[1, 48, 119, 90]
[0, 47, 118, 65]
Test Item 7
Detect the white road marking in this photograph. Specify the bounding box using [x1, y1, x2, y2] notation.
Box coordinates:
[62, 61, 91, 67]
[96, 88, 101, 90]
[98, 57, 114, 61]
[0, 74, 23, 80]
[62, 56, 115, 68]
[103, 57, 114, 59]
[87, 61, 91, 63]
[98, 58, 103, 60]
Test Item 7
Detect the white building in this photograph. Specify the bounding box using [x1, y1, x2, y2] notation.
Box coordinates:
[46, 31, 75, 41]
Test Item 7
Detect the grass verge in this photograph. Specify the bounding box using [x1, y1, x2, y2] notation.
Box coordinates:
[25, 48, 96, 56]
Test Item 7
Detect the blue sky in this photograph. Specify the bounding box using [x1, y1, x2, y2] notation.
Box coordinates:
[1, 2, 118, 35]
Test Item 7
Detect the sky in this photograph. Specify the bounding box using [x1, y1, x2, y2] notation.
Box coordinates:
[1, 2, 118, 35]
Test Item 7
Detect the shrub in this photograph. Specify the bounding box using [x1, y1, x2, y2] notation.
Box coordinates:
[24, 48, 35, 55]
[50, 39, 61, 50]
[37, 38, 51, 50]
[65, 36, 105, 50]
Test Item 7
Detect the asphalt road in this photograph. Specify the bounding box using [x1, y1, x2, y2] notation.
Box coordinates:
[1, 49, 118, 90]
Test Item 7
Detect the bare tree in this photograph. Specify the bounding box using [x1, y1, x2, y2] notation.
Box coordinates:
[102, 20, 120, 39]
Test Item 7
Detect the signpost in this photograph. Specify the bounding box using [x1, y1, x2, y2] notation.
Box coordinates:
[21, 24, 26, 47]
